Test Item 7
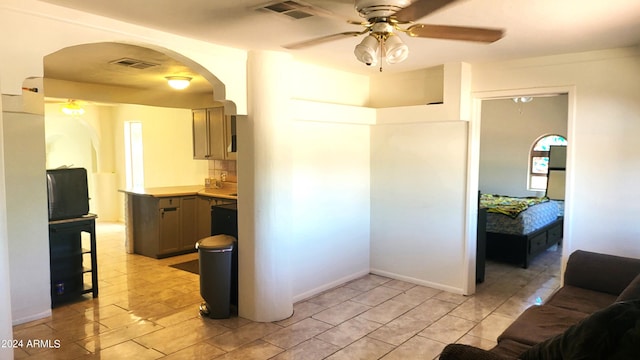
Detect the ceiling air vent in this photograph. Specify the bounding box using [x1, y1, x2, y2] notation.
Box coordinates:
[109, 58, 159, 70]
[257, 1, 318, 20]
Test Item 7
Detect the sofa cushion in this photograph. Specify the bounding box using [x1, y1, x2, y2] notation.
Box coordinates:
[440, 343, 510, 360]
[489, 339, 531, 359]
[498, 305, 588, 346]
[616, 273, 640, 302]
[520, 300, 640, 360]
[546, 285, 617, 314]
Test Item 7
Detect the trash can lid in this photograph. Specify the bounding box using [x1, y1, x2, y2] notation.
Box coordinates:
[196, 235, 236, 251]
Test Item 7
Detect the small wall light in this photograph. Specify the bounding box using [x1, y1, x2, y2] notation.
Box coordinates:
[166, 76, 192, 90]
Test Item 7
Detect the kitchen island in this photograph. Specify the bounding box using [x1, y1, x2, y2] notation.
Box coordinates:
[120, 185, 237, 258]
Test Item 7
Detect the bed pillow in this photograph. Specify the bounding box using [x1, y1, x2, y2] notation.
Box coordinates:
[520, 300, 640, 360]
[616, 273, 640, 302]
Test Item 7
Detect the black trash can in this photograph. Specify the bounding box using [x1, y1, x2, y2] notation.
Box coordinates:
[196, 235, 236, 319]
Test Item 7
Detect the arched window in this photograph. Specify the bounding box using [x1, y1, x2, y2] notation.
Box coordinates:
[529, 135, 567, 191]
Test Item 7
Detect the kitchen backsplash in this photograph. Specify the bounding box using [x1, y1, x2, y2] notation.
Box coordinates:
[209, 160, 237, 183]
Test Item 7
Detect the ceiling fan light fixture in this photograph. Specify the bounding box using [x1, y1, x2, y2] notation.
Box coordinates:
[513, 96, 533, 103]
[166, 76, 192, 90]
[61, 100, 85, 116]
[354, 34, 380, 66]
[384, 34, 409, 64]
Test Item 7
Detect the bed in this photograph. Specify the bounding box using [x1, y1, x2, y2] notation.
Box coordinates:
[480, 194, 563, 268]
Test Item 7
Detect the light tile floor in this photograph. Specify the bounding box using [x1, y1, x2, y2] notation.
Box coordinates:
[12, 222, 562, 359]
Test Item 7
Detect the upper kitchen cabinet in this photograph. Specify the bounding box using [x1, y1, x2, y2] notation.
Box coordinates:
[192, 107, 237, 160]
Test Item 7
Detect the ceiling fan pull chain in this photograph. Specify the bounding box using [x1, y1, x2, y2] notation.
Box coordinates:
[379, 37, 384, 72]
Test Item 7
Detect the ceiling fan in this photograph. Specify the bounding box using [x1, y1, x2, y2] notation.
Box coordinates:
[282, 0, 505, 70]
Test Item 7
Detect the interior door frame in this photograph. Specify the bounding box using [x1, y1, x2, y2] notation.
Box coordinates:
[463, 85, 577, 295]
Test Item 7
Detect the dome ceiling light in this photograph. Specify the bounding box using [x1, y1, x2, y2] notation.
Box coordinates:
[165, 76, 192, 90]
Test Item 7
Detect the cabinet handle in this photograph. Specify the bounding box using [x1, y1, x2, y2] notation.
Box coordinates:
[161, 207, 178, 218]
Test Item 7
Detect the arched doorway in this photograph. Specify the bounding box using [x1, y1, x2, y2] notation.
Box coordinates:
[42, 42, 235, 221]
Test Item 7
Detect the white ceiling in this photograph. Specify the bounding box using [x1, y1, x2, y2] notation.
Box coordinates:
[39, 0, 640, 75]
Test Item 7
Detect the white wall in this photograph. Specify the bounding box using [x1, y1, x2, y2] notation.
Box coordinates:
[369, 66, 444, 107]
[292, 120, 371, 301]
[291, 62, 370, 107]
[370, 121, 469, 292]
[288, 61, 374, 302]
[0, 93, 14, 360]
[2, 109, 51, 324]
[479, 95, 568, 197]
[369, 63, 474, 294]
[473, 47, 640, 258]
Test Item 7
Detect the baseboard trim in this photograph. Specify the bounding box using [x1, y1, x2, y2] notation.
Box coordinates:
[292, 269, 370, 303]
[12, 309, 52, 326]
[369, 268, 465, 295]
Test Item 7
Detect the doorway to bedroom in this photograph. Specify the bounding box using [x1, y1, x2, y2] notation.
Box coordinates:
[477, 94, 568, 295]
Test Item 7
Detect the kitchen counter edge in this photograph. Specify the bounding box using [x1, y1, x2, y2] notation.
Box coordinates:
[119, 185, 237, 200]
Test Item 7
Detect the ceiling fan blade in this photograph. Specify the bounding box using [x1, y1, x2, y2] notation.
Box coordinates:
[407, 24, 504, 43]
[394, 0, 459, 22]
[283, 31, 365, 50]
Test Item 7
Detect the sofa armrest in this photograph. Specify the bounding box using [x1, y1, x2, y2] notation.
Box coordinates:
[564, 250, 640, 295]
[440, 344, 509, 360]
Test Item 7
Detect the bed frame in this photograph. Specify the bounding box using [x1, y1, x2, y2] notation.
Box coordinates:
[485, 217, 563, 269]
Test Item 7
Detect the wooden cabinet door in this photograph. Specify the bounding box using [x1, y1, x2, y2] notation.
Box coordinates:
[207, 107, 225, 160]
[159, 206, 180, 254]
[192, 109, 209, 159]
[180, 196, 198, 251]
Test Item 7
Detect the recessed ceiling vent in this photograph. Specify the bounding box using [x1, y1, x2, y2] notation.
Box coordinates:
[109, 58, 159, 70]
[257, 1, 318, 20]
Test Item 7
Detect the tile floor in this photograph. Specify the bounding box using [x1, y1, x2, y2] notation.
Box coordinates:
[12, 222, 562, 359]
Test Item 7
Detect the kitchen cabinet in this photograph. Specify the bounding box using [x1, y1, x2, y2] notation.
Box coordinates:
[49, 214, 98, 307]
[193, 107, 236, 160]
[133, 196, 199, 258]
[180, 196, 198, 251]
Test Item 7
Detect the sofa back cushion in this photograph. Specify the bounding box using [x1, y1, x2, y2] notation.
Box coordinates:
[564, 250, 640, 295]
[617, 274, 640, 302]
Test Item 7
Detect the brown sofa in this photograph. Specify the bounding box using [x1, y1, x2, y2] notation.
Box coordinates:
[440, 250, 640, 360]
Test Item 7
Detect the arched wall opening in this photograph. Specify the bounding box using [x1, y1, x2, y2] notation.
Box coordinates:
[42, 41, 238, 222]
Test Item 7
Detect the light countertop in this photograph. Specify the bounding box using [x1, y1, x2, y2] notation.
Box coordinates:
[120, 184, 237, 200]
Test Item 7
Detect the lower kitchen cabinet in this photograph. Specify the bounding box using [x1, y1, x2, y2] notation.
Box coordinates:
[132, 195, 198, 258]
[180, 196, 198, 251]
[130, 193, 236, 258]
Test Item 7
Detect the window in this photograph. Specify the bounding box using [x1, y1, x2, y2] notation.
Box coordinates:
[529, 135, 567, 191]
[124, 121, 144, 189]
